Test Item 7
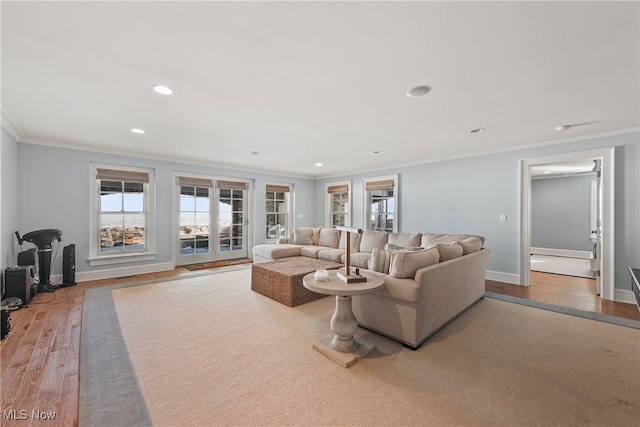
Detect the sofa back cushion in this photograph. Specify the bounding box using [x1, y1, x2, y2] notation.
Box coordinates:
[459, 237, 484, 255]
[318, 228, 341, 248]
[312, 227, 322, 245]
[388, 232, 421, 248]
[389, 247, 439, 279]
[338, 230, 361, 252]
[421, 233, 485, 248]
[359, 230, 389, 253]
[292, 227, 314, 245]
[437, 243, 464, 262]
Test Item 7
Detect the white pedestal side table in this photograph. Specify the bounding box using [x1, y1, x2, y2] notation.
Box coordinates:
[303, 269, 384, 367]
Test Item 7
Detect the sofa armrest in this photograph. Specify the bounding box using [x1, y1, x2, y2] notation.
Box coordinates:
[413, 248, 490, 338]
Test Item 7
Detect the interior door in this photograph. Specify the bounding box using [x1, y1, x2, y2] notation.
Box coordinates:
[592, 159, 602, 294]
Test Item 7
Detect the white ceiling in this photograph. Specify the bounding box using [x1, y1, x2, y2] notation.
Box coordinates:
[2, 1, 638, 179]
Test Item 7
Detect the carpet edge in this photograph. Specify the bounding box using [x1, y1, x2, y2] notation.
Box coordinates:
[485, 292, 640, 329]
[80, 286, 153, 427]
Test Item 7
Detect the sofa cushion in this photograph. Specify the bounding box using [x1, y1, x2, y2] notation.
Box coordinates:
[459, 237, 484, 255]
[359, 230, 389, 253]
[370, 248, 393, 273]
[421, 233, 486, 247]
[252, 244, 303, 260]
[374, 274, 421, 303]
[420, 233, 450, 246]
[346, 252, 371, 269]
[384, 243, 423, 251]
[437, 243, 464, 261]
[317, 248, 344, 263]
[292, 227, 314, 245]
[388, 232, 422, 248]
[300, 245, 334, 258]
[389, 247, 439, 279]
[318, 228, 341, 248]
[299, 246, 319, 258]
[339, 231, 361, 252]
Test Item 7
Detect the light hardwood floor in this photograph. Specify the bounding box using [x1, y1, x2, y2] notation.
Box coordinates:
[1, 266, 638, 426]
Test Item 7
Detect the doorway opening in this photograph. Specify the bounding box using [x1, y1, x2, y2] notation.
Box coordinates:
[520, 147, 615, 301]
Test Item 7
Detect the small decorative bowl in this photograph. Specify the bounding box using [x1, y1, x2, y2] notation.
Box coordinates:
[314, 269, 330, 282]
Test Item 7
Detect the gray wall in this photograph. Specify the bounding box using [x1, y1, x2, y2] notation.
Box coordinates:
[3, 129, 639, 294]
[13, 143, 314, 278]
[1, 129, 19, 273]
[531, 174, 595, 252]
[314, 132, 639, 292]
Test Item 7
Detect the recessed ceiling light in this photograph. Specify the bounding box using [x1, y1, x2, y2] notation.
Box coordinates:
[555, 125, 570, 132]
[543, 170, 552, 174]
[152, 85, 173, 95]
[373, 150, 383, 154]
[130, 128, 145, 134]
[250, 151, 259, 155]
[315, 162, 323, 167]
[406, 85, 432, 97]
[470, 128, 485, 133]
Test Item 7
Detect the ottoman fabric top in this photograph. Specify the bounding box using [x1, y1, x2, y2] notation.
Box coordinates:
[257, 257, 343, 275]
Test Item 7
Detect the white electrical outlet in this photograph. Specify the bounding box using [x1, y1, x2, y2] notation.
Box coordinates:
[499, 214, 507, 222]
[297, 213, 304, 219]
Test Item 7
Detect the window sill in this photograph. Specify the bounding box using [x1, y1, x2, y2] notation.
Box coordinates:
[87, 251, 158, 267]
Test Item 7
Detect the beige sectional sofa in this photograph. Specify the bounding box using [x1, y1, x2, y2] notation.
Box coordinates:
[252, 227, 490, 349]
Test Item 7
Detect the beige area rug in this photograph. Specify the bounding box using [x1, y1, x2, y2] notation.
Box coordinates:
[111, 268, 639, 426]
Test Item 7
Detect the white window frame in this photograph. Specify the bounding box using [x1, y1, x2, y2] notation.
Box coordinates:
[325, 180, 351, 228]
[88, 162, 157, 266]
[265, 183, 292, 243]
[363, 174, 398, 232]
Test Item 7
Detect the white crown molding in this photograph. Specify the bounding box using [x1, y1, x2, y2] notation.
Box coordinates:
[312, 126, 640, 180]
[1, 105, 25, 142]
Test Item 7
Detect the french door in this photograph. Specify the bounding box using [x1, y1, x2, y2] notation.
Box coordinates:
[176, 176, 249, 265]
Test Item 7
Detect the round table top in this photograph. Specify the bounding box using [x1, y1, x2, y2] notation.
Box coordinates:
[303, 269, 385, 296]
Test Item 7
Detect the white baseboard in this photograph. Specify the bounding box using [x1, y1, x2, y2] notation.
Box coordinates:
[486, 270, 521, 285]
[614, 288, 636, 305]
[486, 269, 637, 305]
[71, 262, 176, 283]
[531, 247, 593, 259]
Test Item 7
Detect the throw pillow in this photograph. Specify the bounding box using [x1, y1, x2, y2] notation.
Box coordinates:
[370, 248, 393, 273]
[384, 243, 423, 251]
[459, 237, 483, 255]
[389, 247, 440, 279]
[312, 227, 322, 246]
[292, 227, 313, 245]
[437, 243, 464, 262]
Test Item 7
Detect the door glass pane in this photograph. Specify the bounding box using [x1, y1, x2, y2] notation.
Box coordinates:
[218, 199, 232, 251]
[180, 185, 210, 256]
[219, 187, 244, 253]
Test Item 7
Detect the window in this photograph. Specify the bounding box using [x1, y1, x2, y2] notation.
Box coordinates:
[265, 184, 291, 242]
[88, 163, 156, 266]
[364, 175, 398, 232]
[326, 181, 351, 228]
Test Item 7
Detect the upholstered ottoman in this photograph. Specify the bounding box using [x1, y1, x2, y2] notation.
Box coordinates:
[251, 257, 343, 307]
